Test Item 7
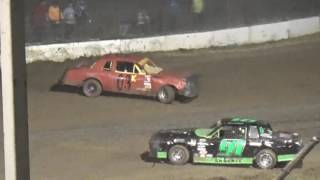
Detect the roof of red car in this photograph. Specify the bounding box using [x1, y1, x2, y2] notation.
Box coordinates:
[101, 54, 145, 63]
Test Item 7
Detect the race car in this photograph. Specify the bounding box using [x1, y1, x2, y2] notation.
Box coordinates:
[59, 55, 198, 103]
[148, 117, 303, 169]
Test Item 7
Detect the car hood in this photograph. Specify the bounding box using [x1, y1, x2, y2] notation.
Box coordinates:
[272, 131, 300, 142]
[154, 128, 195, 139]
[155, 70, 193, 80]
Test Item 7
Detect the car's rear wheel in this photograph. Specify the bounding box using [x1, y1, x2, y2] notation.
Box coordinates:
[168, 145, 190, 165]
[255, 149, 277, 169]
[157, 86, 175, 104]
[83, 79, 102, 97]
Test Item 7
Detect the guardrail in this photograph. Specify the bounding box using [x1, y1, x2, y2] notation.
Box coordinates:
[25, 16, 320, 63]
[276, 136, 319, 180]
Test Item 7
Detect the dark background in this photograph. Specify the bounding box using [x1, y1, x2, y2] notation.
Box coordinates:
[25, 0, 320, 44]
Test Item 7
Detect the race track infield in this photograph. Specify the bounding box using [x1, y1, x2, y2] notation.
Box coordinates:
[1, 34, 320, 180]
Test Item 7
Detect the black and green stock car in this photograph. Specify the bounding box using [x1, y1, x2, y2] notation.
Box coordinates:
[148, 117, 302, 169]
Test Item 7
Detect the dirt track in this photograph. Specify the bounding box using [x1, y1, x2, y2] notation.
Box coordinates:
[1, 34, 320, 180]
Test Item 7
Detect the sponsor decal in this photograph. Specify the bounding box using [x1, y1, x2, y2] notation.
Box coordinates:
[197, 140, 208, 156]
[277, 154, 296, 162]
[144, 75, 152, 89]
[157, 151, 167, 159]
[219, 139, 246, 156]
[187, 139, 197, 146]
[117, 74, 131, 91]
[193, 155, 253, 164]
[131, 74, 137, 82]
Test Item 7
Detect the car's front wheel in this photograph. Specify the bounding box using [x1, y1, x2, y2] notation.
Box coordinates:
[168, 145, 190, 165]
[157, 86, 175, 104]
[82, 79, 102, 97]
[255, 149, 277, 169]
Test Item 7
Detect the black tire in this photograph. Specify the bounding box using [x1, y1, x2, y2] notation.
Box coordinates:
[82, 79, 102, 97]
[168, 145, 190, 165]
[157, 86, 175, 104]
[255, 149, 277, 169]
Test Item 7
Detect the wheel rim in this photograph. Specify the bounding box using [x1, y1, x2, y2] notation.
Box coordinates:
[259, 153, 273, 168]
[86, 83, 96, 95]
[158, 89, 168, 100]
[171, 148, 184, 162]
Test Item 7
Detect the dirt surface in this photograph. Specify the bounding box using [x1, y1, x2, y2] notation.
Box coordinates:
[1, 34, 320, 180]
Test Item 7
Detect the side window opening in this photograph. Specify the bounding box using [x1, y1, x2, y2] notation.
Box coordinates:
[136, 64, 146, 74]
[220, 126, 246, 139]
[133, 64, 140, 74]
[104, 61, 112, 71]
[211, 129, 220, 139]
[116, 61, 134, 73]
[259, 125, 273, 136]
[248, 126, 260, 139]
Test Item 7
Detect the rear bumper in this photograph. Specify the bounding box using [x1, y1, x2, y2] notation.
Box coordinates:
[149, 136, 167, 159]
[58, 68, 69, 85]
[57, 68, 82, 87]
[149, 150, 167, 159]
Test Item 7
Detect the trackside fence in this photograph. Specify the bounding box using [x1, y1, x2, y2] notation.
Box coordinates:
[25, 16, 320, 63]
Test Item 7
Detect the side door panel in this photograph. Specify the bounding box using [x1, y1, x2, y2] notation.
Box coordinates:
[193, 126, 253, 164]
[217, 125, 247, 157]
[130, 65, 151, 93]
[115, 73, 132, 92]
[111, 61, 134, 93]
[99, 60, 114, 91]
[218, 139, 246, 157]
[243, 125, 263, 157]
[192, 129, 220, 160]
[100, 72, 114, 91]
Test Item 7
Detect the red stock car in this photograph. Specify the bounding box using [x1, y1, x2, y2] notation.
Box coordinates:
[59, 55, 198, 103]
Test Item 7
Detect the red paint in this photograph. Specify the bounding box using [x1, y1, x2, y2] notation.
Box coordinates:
[61, 55, 196, 97]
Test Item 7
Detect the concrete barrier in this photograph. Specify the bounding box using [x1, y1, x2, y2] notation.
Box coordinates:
[288, 17, 320, 38]
[249, 21, 289, 43]
[25, 16, 320, 63]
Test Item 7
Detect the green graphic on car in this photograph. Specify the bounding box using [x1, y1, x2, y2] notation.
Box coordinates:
[219, 139, 246, 156]
[148, 117, 302, 169]
[194, 128, 218, 138]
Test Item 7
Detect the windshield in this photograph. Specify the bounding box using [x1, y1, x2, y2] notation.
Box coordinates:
[210, 123, 218, 129]
[138, 58, 163, 75]
[210, 120, 223, 129]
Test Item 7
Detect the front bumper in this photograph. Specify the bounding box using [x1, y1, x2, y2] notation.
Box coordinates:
[181, 74, 199, 98]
